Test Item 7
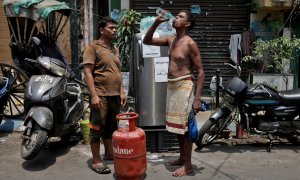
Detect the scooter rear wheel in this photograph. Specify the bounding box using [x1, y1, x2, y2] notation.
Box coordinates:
[21, 123, 48, 160]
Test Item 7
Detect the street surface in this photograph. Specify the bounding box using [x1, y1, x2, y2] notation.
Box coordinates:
[1, 111, 300, 180]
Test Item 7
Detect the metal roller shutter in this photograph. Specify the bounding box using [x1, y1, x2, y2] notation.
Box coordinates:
[131, 0, 250, 95]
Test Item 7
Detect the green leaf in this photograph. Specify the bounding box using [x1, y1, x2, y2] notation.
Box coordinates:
[115, 9, 143, 71]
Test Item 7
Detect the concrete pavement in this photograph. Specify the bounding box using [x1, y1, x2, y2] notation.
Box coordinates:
[1, 125, 300, 180]
[2, 110, 300, 179]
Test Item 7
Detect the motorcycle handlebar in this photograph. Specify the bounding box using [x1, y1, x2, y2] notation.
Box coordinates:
[73, 78, 87, 87]
[224, 63, 241, 77]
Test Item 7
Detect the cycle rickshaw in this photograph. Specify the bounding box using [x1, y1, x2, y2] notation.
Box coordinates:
[1, 0, 72, 124]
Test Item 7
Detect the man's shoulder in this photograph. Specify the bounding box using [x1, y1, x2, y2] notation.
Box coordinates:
[86, 41, 108, 52]
[175, 36, 196, 46]
[87, 41, 100, 48]
[186, 36, 197, 46]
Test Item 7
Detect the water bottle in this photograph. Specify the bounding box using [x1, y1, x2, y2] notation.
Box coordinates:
[156, 7, 174, 21]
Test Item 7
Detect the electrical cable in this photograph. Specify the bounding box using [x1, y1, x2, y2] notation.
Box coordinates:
[276, 0, 300, 37]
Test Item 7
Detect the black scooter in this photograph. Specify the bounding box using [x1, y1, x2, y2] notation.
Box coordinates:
[21, 36, 85, 160]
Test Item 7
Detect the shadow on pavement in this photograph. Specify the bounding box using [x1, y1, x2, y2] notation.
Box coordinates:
[22, 150, 56, 171]
[194, 138, 300, 154]
[146, 154, 205, 177]
[0, 131, 10, 138]
[22, 135, 82, 171]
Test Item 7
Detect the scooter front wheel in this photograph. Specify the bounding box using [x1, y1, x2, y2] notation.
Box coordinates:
[21, 123, 48, 160]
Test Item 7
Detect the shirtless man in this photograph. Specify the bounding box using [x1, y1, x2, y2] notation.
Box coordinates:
[143, 10, 204, 177]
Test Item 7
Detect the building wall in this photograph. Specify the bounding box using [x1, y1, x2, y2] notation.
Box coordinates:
[110, 0, 120, 11]
[121, 0, 130, 10]
[0, 3, 13, 64]
[80, 0, 129, 50]
[56, 14, 72, 64]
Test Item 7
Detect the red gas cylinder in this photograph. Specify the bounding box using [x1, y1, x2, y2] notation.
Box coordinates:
[113, 112, 147, 180]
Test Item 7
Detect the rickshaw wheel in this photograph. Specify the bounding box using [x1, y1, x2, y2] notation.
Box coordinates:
[0, 63, 28, 119]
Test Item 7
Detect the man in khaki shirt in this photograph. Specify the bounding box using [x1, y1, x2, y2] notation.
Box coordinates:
[83, 16, 126, 174]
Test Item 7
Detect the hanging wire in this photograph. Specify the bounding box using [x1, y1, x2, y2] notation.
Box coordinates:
[276, 0, 300, 37]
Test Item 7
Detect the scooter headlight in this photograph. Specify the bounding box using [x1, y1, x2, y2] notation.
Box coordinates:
[38, 56, 51, 70]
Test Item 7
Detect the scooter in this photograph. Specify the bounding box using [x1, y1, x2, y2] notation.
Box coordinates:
[21, 36, 85, 160]
[197, 63, 300, 152]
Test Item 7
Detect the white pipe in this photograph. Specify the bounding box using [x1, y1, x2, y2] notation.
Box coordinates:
[83, 0, 89, 48]
[89, 0, 93, 42]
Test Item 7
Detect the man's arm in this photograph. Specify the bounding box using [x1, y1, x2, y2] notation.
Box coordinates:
[84, 64, 97, 98]
[142, 16, 170, 46]
[84, 64, 102, 110]
[189, 40, 205, 113]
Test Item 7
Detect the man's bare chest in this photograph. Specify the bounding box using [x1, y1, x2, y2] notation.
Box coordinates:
[169, 45, 189, 60]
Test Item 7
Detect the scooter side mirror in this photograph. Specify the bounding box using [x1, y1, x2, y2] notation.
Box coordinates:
[32, 37, 41, 46]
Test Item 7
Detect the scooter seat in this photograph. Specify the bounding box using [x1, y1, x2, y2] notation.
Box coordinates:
[278, 88, 300, 106]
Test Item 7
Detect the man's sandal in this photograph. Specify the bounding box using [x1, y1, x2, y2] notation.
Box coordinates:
[89, 164, 111, 174]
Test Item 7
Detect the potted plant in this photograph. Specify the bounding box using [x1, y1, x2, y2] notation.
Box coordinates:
[242, 39, 269, 73]
[115, 9, 142, 97]
[267, 36, 300, 73]
[116, 9, 143, 72]
[242, 36, 300, 90]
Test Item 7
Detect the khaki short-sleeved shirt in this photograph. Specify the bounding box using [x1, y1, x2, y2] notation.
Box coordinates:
[83, 40, 122, 96]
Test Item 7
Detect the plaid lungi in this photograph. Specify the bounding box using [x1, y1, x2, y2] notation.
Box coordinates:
[166, 74, 194, 135]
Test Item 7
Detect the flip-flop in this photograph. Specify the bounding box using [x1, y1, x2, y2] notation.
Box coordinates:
[89, 164, 111, 174]
[103, 157, 114, 161]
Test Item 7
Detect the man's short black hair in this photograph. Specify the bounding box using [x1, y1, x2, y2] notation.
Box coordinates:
[180, 10, 195, 31]
[98, 16, 117, 36]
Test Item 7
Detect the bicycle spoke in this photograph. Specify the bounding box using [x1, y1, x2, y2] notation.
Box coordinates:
[8, 96, 22, 115]
[11, 99, 23, 115]
[12, 81, 27, 89]
[10, 93, 24, 106]
[10, 93, 25, 99]
[11, 88, 26, 93]
[1, 63, 27, 118]
[5, 97, 13, 117]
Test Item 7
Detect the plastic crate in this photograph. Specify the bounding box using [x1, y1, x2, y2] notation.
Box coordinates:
[157, 130, 179, 152]
[145, 129, 179, 152]
[145, 131, 158, 152]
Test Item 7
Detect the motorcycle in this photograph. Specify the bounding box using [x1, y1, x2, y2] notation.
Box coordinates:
[197, 63, 300, 152]
[20, 36, 85, 160]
